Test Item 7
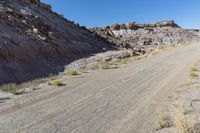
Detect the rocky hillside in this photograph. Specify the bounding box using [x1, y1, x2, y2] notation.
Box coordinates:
[0, 0, 199, 85]
[0, 0, 113, 84]
[90, 21, 200, 54]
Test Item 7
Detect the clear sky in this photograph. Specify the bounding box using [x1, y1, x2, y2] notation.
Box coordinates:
[42, 0, 200, 29]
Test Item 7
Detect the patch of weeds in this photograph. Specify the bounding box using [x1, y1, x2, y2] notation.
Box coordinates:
[98, 61, 110, 69]
[0, 84, 22, 95]
[190, 66, 199, 78]
[158, 45, 166, 50]
[156, 111, 173, 130]
[48, 80, 65, 86]
[111, 58, 131, 66]
[8, 87, 23, 95]
[9, 87, 18, 95]
[66, 68, 79, 76]
[80, 68, 89, 73]
[191, 66, 199, 72]
[173, 104, 194, 133]
[89, 64, 100, 70]
[171, 44, 177, 48]
[190, 72, 198, 78]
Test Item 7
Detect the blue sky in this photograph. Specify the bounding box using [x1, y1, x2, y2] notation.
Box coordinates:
[42, 0, 200, 29]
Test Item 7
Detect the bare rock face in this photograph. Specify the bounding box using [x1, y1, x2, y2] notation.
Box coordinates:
[90, 21, 200, 53]
[0, 1, 199, 85]
[154, 20, 179, 27]
[0, 0, 113, 84]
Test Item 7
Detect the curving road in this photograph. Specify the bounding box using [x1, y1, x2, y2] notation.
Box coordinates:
[1, 42, 200, 133]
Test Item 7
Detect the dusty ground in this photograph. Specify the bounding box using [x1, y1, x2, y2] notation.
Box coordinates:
[1, 42, 200, 133]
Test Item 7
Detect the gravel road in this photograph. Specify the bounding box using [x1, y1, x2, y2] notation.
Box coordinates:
[1, 42, 200, 133]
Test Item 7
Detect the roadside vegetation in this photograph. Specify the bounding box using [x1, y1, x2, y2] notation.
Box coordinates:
[66, 68, 79, 76]
[0, 43, 182, 94]
[190, 66, 199, 78]
[48, 80, 65, 86]
[173, 104, 194, 133]
[156, 111, 173, 130]
[156, 62, 200, 133]
[0, 76, 52, 93]
[80, 43, 181, 73]
[87, 59, 128, 70]
[0, 84, 25, 95]
[156, 104, 198, 133]
[97, 61, 110, 69]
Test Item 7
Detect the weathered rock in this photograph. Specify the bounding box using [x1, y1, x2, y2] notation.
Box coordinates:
[0, 0, 113, 85]
[110, 24, 121, 30]
[120, 24, 126, 29]
[126, 22, 138, 29]
[90, 20, 200, 55]
[39, 2, 51, 11]
[154, 20, 179, 27]
[30, 0, 40, 4]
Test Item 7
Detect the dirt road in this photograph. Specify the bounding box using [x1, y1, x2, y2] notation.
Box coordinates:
[1, 42, 200, 133]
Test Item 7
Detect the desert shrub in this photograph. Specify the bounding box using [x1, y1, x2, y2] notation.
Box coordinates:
[190, 66, 199, 78]
[98, 61, 110, 69]
[173, 104, 194, 133]
[111, 58, 130, 65]
[157, 112, 173, 129]
[8, 87, 18, 95]
[48, 80, 64, 86]
[66, 68, 79, 76]
[0, 84, 21, 95]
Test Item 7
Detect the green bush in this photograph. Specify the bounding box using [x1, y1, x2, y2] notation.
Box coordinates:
[9, 87, 20, 95]
[0, 84, 18, 95]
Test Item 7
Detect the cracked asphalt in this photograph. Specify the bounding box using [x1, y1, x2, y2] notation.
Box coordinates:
[1, 42, 200, 133]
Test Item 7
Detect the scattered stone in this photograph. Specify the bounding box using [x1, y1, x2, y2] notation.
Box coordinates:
[33, 28, 38, 34]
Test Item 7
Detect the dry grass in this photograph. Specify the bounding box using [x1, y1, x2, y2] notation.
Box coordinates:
[171, 44, 177, 48]
[98, 61, 110, 69]
[155, 106, 173, 130]
[1, 84, 20, 95]
[86, 61, 119, 71]
[80, 44, 181, 72]
[156, 103, 200, 133]
[89, 64, 100, 70]
[157, 111, 173, 130]
[190, 66, 199, 78]
[111, 58, 131, 66]
[0, 76, 51, 92]
[66, 68, 79, 76]
[191, 66, 199, 72]
[173, 104, 195, 133]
